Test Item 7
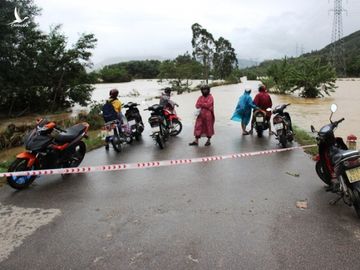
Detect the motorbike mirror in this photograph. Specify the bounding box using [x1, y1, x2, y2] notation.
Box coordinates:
[310, 125, 316, 133]
[330, 104, 337, 113]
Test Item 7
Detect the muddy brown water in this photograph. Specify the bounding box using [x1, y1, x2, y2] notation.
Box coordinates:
[272, 79, 360, 140]
[1, 79, 359, 145]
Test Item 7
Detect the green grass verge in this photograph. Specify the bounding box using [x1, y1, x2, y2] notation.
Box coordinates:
[85, 130, 105, 152]
[293, 125, 318, 156]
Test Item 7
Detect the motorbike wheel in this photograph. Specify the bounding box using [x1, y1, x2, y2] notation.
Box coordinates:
[135, 134, 142, 141]
[315, 161, 331, 186]
[156, 134, 165, 149]
[351, 184, 360, 218]
[111, 134, 122, 152]
[256, 127, 263, 138]
[170, 119, 182, 136]
[7, 158, 38, 190]
[280, 134, 287, 148]
[64, 141, 86, 168]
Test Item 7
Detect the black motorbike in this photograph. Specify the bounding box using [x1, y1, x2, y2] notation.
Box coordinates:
[272, 103, 293, 147]
[145, 104, 169, 149]
[103, 102, 144, 152]
[311, 104, 360, 218]
[253, 108, 271, 137]
[7, 119, 89, 190]
[124, 102, 144, 141]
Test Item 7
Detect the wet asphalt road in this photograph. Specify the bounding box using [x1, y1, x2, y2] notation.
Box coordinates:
[1, 124, 360, 270]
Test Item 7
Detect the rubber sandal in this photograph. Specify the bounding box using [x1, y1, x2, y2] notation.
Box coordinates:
[189, 141, 198, 146]
[242, 131, 250, 135]
[205, 141, 211, 146]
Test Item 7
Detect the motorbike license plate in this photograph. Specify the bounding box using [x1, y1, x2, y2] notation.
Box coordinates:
[346, 167, 360, 183]
[128, 120, 136, 126]
[256, 117, 264, 123]
[152, 126, 160, 133]
[274, 123, 283, 130]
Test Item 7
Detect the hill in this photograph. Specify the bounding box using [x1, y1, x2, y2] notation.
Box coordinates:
[242, 30, 360, 77]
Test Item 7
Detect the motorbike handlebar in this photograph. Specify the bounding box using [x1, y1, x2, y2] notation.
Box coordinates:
[335, 118, 345, 125]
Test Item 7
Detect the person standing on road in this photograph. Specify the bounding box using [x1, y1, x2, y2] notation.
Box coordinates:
[231, 88, 259, 135]
[189, 85, 215, 146]
[250, 85, 273, 135]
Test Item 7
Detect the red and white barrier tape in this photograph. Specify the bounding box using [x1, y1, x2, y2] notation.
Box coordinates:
[0, 145, 316, 178]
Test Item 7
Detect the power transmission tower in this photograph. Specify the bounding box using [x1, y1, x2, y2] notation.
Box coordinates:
[330, 0, 347, 75]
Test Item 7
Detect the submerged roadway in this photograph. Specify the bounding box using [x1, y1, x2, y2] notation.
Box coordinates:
[1, 124, 360, 270]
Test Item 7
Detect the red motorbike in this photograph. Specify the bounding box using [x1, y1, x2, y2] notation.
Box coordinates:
[163, 103, 182, 136]
[7, 119, 89, 190]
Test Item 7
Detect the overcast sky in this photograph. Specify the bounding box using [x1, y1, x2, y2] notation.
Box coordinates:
[34, 0, 360, 65]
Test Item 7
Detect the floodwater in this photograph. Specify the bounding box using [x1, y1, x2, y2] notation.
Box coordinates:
[169, 79, 360, 141]
[272, 79, 360, 140]
[1, 79, 359, 141]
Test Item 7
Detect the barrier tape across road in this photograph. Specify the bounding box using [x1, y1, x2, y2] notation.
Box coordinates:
[0, 145, 316, 178]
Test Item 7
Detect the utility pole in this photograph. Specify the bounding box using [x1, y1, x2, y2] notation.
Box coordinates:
[330, 0, 347, 76]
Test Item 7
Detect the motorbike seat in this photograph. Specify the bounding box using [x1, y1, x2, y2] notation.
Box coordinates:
[331, 148, 360, 165]
[55, 124, 87, 143]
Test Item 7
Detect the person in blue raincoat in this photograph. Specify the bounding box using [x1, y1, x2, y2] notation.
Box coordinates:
[231, 89, 259, 135]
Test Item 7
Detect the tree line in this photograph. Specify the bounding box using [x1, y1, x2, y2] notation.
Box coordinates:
[0, 0, 97, 116]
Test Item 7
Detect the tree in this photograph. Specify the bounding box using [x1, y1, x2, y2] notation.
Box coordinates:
[99, 66, 131, 83]
[266, 58, 293, 94]
[158, 53, 202, 94]
[191, 23, 215, 84]
[213, 37, 238, 79]
[265, 57, 337, 97]
[289, 57, 337, 98]
[0, 0, 97, 115]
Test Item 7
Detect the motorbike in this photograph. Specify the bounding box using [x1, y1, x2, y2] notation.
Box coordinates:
[253, 108, 271, 137]
[103, 102, 145, 152]
[124, 102, 144, 141]
[103, 119, 130, 152]
[311, 104, 360, 218]
[272, 103, 293, 147]
[145, 104, 170, 149]
[163, 103, 182, 136]
[7, 119, 89, 190]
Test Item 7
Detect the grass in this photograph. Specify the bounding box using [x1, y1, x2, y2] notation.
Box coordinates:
[292, 125, 318, 156]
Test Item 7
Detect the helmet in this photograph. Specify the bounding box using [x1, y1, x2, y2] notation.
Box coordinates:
[258, 85, 266, 92]
[109, 89, 119, 98]
[200, 85, 210, 91]
[164, 87, 171, 94]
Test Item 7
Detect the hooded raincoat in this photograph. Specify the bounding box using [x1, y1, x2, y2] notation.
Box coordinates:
[231, 91, 257, 125]
[194, 94, 215, 138]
